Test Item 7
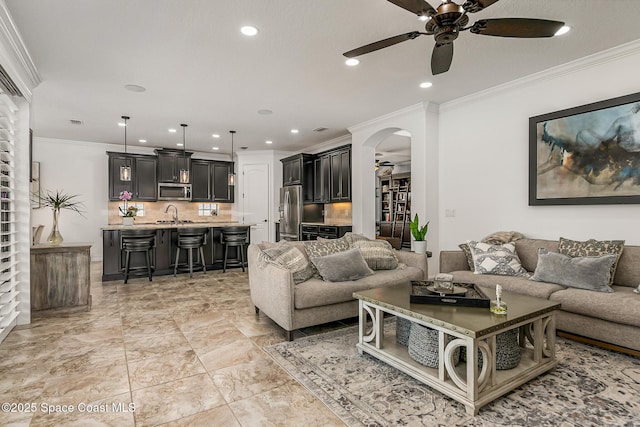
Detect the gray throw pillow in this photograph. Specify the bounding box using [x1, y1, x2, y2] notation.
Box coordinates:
[353, 239, 399, 270]
[310, 248, 374, 282]
[260, 243, 315, 284]
[558, 237, 624, 286]
[468, 241, 529, 277]
[530, 249, 616, 293]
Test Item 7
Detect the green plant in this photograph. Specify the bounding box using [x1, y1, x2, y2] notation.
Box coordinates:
[409, 214, 429, 241]
[34, 189, 85, 215]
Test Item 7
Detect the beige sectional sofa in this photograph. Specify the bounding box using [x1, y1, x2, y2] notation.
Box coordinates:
[440, 238, 640, 352]
[248, 241, 428, 340]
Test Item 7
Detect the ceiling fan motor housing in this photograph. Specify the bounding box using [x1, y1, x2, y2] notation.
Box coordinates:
[426, 1, 469, 44]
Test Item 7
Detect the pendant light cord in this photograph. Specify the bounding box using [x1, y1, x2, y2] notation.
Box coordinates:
[181, 123, 187, 153]
[230, 130, 236, 173]
[122, 115, 130, 153]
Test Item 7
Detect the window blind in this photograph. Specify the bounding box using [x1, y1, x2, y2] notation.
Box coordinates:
[0, 93, 19, 343]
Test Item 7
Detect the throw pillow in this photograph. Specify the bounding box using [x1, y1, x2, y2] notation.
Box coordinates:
[481, 231, 525, 245]
[458, 242, 475, 270]
[558, 237, 624, 285]
[342, 232, 371, 246]
[259, 243, 316, 284]
[310, 248, 374, 282]
[468, 241, 529, 277]
[353, 239, 399, 270]
[530, 249, 616, 293]
[304, 239, 350, 259]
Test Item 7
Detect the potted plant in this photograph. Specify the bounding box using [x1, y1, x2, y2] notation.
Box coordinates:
[409, 213, 429, 254]
[34, 189, 85, 245]
[119, 191, 138, 225]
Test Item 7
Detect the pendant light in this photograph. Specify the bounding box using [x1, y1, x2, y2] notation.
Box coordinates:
[179, 123, 190, 183]
[119, 115, 131, 181]
[228, 130, 236, 186]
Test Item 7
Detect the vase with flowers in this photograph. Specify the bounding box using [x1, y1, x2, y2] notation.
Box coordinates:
[119, 191, 138, 225]
[33, 189, 85, 245]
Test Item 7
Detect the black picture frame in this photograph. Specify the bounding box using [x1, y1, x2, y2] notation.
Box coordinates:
[529, 91, 640, 205]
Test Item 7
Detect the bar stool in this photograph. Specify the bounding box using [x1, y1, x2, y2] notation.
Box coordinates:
[121, 229, 156, 284]
[220, 226, 249, 272]
[174, 228, 208, 278]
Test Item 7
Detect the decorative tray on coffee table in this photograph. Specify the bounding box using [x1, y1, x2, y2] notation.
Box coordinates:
[410, 280, 490, 308]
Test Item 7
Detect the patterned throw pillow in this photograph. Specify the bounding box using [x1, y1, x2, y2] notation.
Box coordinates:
[481, 231, 525, 246]
[353, 240, 398, 270]
[458, 243, 475, 270]
[259, 243, 315, 284]
[468, 241, 529, 277]
[342, 232, 371, 246]
[558, 237, 624, 286]
[304, 239, 350, 258]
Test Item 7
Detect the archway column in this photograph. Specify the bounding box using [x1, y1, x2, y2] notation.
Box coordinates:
[349, 102, 440, 272]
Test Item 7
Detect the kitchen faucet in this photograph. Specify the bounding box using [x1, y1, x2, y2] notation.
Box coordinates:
[165, 204, 179, 223]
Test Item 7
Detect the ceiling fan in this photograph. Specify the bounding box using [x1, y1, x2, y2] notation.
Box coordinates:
[375, 159, 395, 171]
[343, 0, 565, 75]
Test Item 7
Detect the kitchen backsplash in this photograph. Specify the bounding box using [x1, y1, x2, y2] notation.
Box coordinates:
[324, 202, 352, 224]
[107, 201, 233, 224]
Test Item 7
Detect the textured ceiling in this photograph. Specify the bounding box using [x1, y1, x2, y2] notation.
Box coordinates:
[6, 0, 640, 155]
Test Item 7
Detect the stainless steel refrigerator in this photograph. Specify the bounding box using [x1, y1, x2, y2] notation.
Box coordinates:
[279, 185, 302, 241]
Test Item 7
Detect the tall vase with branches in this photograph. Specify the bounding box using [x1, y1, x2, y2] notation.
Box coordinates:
[34, 189, 85, 245]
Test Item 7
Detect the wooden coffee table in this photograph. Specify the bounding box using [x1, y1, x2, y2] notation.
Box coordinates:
[353, 284, 560, 415]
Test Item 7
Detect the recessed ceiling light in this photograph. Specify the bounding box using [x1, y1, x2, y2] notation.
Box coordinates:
[118, 122, 127, 127]
[290, 129, 299, 134]
[212, 133, 220, 138]
[257, 109, 273, 115]
[177, 143, 184, 147]
[345, 58, 359, 66]
[265, 140, 273, 144]
[241, 25, 258, 36]
[139, 139, 147, 143]
[212, 147, 219, 150]
[168, 128, 177, 133]
[555, 25, 570, 36]
[124, 84, 146, 92]
[419, 81, 433, 89]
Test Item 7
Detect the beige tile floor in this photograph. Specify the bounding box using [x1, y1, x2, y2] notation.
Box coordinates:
[0, 263, 354, 426]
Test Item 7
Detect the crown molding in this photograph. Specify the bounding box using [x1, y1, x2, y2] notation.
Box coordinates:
[440, 39, 640, 112]
[0, 1, 41, 101]
[348, 102, 430, 134]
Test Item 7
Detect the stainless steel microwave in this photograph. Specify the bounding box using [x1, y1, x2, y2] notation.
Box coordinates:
[157, 183, 192, 200]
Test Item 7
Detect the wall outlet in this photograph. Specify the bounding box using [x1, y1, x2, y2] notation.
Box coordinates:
[445, 209, 456, 218]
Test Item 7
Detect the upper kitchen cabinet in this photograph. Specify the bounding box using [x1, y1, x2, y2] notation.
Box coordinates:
[107, 153, 157, 201]
[330, 146, 351, 202]
[155, 149, 193, 183]
[313, 154, 330, 203]
[281, 153, 314, 186]
[191, 159, 234, 203]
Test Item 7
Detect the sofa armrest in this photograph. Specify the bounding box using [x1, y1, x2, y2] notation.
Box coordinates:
[247, 244, 296, 331]
[440, 250, 470, 273]
[395, 250, 428, 280]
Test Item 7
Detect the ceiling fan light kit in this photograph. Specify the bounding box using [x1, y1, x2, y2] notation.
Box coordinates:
[344, 0, 565, 75]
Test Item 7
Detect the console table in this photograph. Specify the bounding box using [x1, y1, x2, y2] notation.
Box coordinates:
[30, 243, 92, 316]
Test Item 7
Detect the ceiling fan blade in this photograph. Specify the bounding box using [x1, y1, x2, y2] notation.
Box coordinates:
[344, 31, 422, 58]
[470, 18, 565, 38]
[462, 0, 500, 13]
[387, 0, 437, 17]
[431, 43, 453, 75]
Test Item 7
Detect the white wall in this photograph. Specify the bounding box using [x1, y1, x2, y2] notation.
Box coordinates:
[438, 41, 640, 253]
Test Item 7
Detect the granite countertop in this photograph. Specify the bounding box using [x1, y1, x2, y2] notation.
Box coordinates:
[301, 222, 353, 227]
[101, 221, 255, 231]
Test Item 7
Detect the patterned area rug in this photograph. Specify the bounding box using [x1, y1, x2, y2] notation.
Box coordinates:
[264, 319, 640, 426]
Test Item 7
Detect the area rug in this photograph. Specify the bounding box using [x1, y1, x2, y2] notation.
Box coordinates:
[264, 319, 640, 426]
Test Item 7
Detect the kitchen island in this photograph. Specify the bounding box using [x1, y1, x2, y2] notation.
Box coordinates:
[101, 222, 254, 281]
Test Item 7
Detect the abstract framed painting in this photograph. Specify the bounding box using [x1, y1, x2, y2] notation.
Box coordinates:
[529, 91, 640, 205]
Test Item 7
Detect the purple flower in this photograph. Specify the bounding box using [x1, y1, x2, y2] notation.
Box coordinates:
[119, 191, 133, 201]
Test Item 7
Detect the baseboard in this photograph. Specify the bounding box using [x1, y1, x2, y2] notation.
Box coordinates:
[557, 330, 640, 357]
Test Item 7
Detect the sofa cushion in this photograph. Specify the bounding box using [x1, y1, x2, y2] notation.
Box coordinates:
[259, 242, 316, 284]
[353, 239, 398, 270]
[514, 239, 559, 272]
[294, 267, 424, 309]
[309, 248, 374, 282]
[550, 285, 640, 328]
[469, 241, 529, 277]
[448, 271, 565, 300]
[558, 237, 624, 286]
[530, 249, 616, 293]
[612, 244, 640, 287]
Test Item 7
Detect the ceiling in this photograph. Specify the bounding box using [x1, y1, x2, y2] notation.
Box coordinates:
[6, 0, 640, 156]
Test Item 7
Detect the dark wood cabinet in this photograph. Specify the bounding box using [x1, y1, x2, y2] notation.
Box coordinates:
[282, 156, 302, 185]
[155, 229, 173, 271]
[191, 160, 212, 201]
[313, 155, 331, 203]
[301, 224, 352, 240]
[102, 230, 121, 278]
[212, 162, 233, 202]
[330, 147, 351, 202]
[107, 153, 157, 201]
[155, 149, 192, 183]
[303, 157, 315, 203]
